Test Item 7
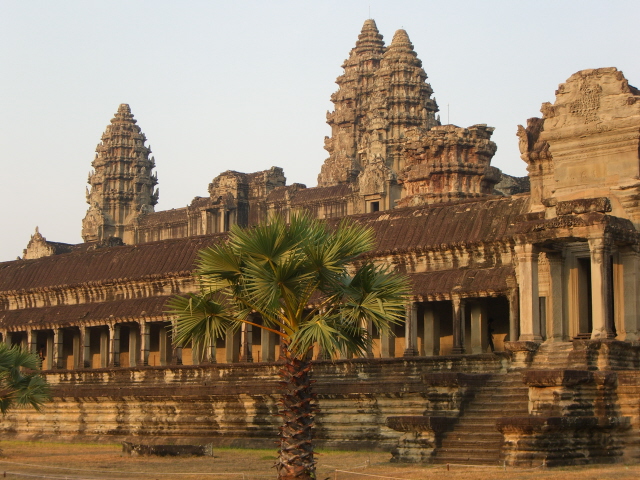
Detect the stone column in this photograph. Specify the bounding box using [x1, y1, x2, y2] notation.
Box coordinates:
[547, 252, 566, 342]
[159, 325, 169, 366]
[171, 321, 183, 365]
[225, 327, 240, 363]
[423, 305, 440, 356]
[261, 329, 275, 362]
[129, 326, 138, 367]
[80, 326, 90, 368]
[404, 302, 419, 357]
[470, 302, 487, 354]
[452, 295, 465, 354]
[240, 323, 253, 362]
[219, 209, 226, 233]
[140, 322, 150, 366]
[365, 319, 374, 358]
[53, 328, 63, 369]
[380, 330, 396, 358]
[99, 329, 109, 368]
[507, 282, 520, 343]
[26, 329, 37, 354]
[108, 324, 120, 367]
[3, 331, 12, 347]
[45, 334, 54, 370]
[72, 329, 81, 369]
[620, 248, 640, 341]
[589, 237, 615, 339]
[515, 243, 542, 341]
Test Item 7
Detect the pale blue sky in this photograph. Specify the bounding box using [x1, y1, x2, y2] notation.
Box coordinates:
[1, 1, 638, 261]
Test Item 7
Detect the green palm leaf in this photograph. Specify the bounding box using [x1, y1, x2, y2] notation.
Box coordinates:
[0, 343, 50, 414]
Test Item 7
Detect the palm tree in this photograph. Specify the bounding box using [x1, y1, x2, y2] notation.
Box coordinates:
[168, 214, 409, 480]
[0, 343, 50, 414]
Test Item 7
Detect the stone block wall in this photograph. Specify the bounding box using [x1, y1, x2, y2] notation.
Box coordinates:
[0, 356, 504, 449]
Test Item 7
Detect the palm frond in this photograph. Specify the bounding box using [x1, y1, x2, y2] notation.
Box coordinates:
[339, 264, 410, 336]
[196, 243, 244, 291]
[167, 294, 235, 351]
[12, 375, 50, 412]
[288, 313, 370, 359]
[0, 343, 50, 415]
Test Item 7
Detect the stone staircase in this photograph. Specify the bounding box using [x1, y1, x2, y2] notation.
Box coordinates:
[530, 341, 575, 369]
[431, 372, 529, 466]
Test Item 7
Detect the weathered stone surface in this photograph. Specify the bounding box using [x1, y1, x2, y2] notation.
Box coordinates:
[556, 197, 612, 215]
[397, 124, 499, 207]
[494, 173, 530, 196]
[0, 356, 506, 449]
[386, 416, 455, 433]
[386, 416, 456, 463]
[498, 416, 630, 467]
[519, 68, 640, 223]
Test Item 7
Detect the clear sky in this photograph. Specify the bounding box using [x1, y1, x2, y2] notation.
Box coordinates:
[1, 1, 638, 262]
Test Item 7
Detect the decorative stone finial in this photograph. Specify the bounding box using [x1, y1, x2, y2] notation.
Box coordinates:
[384, 29, 419, 64]
[355, 19, 384, 54]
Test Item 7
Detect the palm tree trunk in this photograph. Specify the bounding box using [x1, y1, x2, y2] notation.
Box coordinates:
[274, 346, 316, 480]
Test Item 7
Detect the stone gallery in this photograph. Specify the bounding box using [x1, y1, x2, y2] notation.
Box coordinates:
[2, 20, 640, 465]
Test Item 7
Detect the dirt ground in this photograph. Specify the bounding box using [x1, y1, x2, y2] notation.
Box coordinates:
[0, 441, 639, 480]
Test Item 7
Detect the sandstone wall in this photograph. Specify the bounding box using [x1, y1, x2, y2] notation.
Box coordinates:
[1, 356, 505, 449]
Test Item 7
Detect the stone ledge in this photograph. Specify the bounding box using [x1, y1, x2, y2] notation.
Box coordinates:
[386, 416, 456, 433]
[523, 369, 592, 387]
[421, 372, 492, 387]
[497, 415, 630, 434]
[556, 197, 612, 215]
[504, 341, 540, 353]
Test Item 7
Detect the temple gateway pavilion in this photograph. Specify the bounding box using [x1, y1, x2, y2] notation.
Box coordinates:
[3, 20, 640, 466]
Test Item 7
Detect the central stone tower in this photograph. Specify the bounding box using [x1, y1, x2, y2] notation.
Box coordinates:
[318, 20, 499, 212]
[82, 104, 158, 243]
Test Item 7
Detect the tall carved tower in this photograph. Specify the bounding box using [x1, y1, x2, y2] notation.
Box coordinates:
[317, 19, 385, 187]
[318, 22, 443, 211]
[356, 29, 440, 209]
[368, 29, 440, 173]
[82, 104, 158, 243]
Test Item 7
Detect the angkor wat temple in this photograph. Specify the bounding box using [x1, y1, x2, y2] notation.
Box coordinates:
[3, 20, 640, 465]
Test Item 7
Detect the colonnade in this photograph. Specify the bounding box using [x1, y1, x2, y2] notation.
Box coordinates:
[6, 236, 638, 371]
[515, 237, 640, 342]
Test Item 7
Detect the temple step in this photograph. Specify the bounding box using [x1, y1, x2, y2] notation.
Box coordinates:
[431, 372, 528, 465]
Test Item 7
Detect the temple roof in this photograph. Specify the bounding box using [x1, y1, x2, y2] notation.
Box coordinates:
[0, 266, 515, 329]
[411, 267, 514, 300]
[345, 196, 530, 255]
[0, 235, 224, 292]
[0, 296, 171, 329]
[0, 197, 529, 293]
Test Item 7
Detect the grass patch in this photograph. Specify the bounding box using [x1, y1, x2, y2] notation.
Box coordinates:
[0, 441, 638, 479]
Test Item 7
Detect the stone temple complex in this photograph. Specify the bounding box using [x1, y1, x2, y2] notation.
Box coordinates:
[3, 20, 640, 466]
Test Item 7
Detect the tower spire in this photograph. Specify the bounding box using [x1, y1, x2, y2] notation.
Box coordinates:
[317, 20, 386, 187]
[82, 104, 158, 243]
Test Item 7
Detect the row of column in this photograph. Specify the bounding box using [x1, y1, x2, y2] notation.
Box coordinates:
[399, 296, 516, 357]
[2, 322, 172, 370]
[515, 237, 640, 342]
